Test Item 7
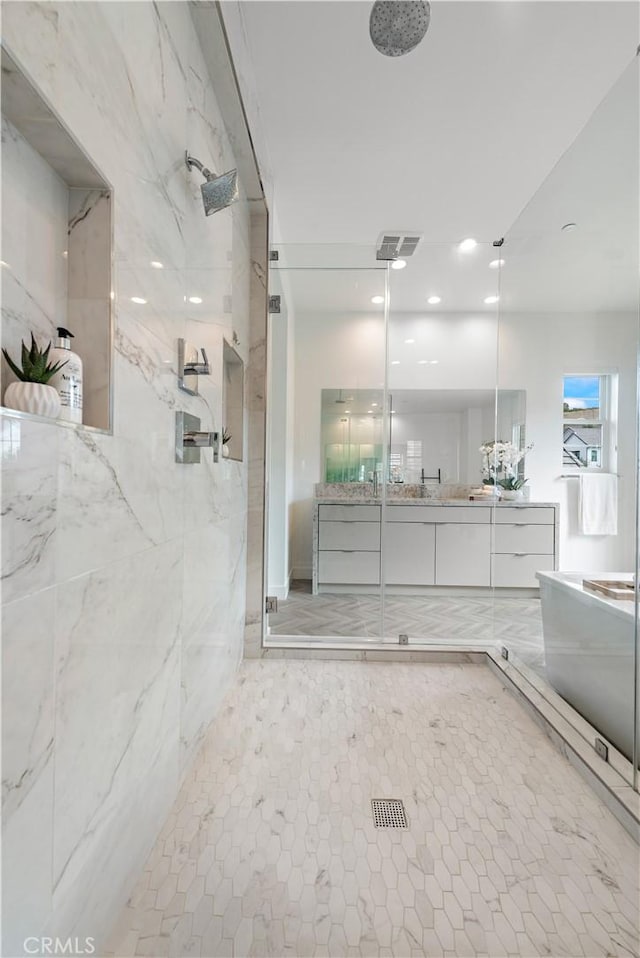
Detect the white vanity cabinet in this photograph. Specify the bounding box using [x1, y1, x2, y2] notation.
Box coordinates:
[492, 507, 556, 587]
[314, 500, 558, 593]
[317, 504, 381, 587]
[383, 517, 436, 585]
[435, 522, 492, 586]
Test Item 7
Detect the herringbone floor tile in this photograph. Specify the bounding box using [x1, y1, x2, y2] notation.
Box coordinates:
[269, 583, 546, 676]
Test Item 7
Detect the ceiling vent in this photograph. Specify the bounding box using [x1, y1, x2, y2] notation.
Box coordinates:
[376, 231, 423, 261]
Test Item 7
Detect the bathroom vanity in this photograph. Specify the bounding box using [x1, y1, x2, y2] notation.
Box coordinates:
[313, 497, 559, 594]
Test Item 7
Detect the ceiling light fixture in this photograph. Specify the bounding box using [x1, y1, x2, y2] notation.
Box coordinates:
[459, 238, 477, 253]
[150, 260, 164, 269]
[418, 360, 428, 365]
[391, 259, 407, 270]
[404, 338, 415, 344]
[130, 296, 147, 304]
[427, 295, 441, 305]
[484, 295, 499, 305]
[391, 360, 400, 365]
[188, 296, 203, 304]
[371, 295, 385, 304]
[489, 259, 505, 269]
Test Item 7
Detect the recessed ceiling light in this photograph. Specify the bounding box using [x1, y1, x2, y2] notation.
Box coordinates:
[391, 259, 407, 270]
[484, 295, 500, 305]
[130, 296, 147, 304]
[562, 222, 577, 232]
[404, 338, 415, 344]
[150, 260, 164, 269]
[391, 410, 396, 414]
[391, 360, 400, 365]
[0, 260, 10, 269]
[427, 296, 441, 305]
[489, 259, 505, 269]
[345, 410, 351, 413]
[371, 402, 378, 407]
[459, 238, 477, 252]
[367, 409, 373, 413]
[430, 360, 439, 364]
[371, 295, 384, 304]
[418, 360, 428, 365]
[188, 296, 203, 304]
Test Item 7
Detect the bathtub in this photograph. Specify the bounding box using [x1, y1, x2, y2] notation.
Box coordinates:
[537, 571, 636, 760]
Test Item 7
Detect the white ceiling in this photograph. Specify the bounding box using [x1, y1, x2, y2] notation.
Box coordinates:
[238, 1, 638, 248]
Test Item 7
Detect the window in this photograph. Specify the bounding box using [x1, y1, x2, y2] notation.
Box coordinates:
[562, 374, 616, 470]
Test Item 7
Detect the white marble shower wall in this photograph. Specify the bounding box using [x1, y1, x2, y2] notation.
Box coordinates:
[1, 3, 252, 954]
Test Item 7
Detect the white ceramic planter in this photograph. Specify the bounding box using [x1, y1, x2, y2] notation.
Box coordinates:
[500, 490, 523, 501]
[4, 381, 61, 418]
[222, 444, 230, 458]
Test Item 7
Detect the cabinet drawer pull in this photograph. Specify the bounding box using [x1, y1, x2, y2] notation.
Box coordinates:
[512, 553, 527, 557]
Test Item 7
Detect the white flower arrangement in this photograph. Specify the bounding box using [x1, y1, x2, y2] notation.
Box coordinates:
[480, 440, 533, 489]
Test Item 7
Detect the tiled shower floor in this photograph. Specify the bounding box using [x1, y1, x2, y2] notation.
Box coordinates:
[106, 660, 639, 957]
[268, 583, 546, 677]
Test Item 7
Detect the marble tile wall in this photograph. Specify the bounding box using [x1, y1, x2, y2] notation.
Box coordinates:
[1, 3, 259, 954]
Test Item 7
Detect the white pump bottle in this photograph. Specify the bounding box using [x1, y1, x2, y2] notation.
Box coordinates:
[49, 327, 83, 423]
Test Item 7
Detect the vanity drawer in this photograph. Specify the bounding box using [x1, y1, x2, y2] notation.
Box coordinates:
[495, 507, 555, 525]
[319, 504, 380, 522]
[318, 551, 380, 585]
[494, 524, 554, 555]
[389, 505, 491, 524]
[319, 520, 380, 551]
[492, 553, 555, 588]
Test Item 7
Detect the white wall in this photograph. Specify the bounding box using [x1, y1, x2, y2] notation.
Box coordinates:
[1, 4, 251, 952]
[498, 310, 638, 571]
[289, 308, 637, 576]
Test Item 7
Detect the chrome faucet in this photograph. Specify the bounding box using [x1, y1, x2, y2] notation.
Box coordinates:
[183, 347, 210, 376]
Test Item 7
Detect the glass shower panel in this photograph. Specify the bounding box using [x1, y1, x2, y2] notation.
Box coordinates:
[382, 241, 500, 647]
[497, 55, 640, 786]
[265, 245, 389, 643]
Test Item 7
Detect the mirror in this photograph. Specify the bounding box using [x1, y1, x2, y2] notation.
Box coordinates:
[321, 387, 526, 485]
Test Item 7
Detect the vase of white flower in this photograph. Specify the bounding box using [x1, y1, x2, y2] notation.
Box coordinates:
[479, 440, 533, 496]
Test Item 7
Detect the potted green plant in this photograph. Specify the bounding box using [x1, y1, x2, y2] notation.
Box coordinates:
[497, 475, 528, 500]
[2, 333, 67, 418]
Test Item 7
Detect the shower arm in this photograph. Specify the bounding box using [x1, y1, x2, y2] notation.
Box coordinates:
[185, 152, 214, 181]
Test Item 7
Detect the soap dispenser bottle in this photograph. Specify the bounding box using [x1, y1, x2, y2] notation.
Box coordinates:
[49, 327, 83, 423]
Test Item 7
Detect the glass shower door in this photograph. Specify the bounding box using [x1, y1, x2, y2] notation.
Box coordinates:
[265, 244, 390, 643]
[381, 240, 501, 650]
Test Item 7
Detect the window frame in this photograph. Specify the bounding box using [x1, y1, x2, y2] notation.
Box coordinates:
[562, 372, 618, 473]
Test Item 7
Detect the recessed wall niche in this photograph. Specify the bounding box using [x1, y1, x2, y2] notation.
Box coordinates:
[1, 46, 112, 431]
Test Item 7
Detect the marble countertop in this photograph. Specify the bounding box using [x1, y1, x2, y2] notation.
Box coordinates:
[316, 498, 559, 507]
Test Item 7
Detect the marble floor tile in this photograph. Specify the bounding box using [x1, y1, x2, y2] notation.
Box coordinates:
[105, 660, 639, 958]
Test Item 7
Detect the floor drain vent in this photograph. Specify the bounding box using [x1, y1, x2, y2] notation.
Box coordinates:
[371, 799, 408, 828]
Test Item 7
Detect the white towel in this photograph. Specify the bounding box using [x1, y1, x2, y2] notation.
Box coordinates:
[579, 473, 618, 535]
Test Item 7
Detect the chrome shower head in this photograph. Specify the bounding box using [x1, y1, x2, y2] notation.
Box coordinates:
[185, 152, 239, 215]
[369, 0, 431, 57]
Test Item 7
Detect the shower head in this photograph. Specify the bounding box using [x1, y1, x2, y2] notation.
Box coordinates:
[369, 0, 431, 57]
[185, 152, 239, 215]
